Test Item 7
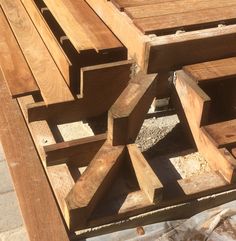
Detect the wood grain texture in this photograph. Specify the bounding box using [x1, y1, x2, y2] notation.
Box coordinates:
[108, 73, 157, 145]
[125, 0, 236, 19]
[175, 70, 236, 183]
[21, 0, 72, 86]
[0, 8, 38, 97]
[0, 72, 70, 241]
[18, 94, 75, 234]
[183, 57, 236, 83]
[148, 25, 236, 73]
[44, 133, 107, 166]
[1, 0, 74, 104]
[111, 0, 178, 11]
[65, 143, 125, 230]
[135, 5, 236, 34]
[43, 0, 122, 52]
[27, 60, 133, 123]
[203, 120, 236, 148]
[128, 144, 163, 203]
[86, 0, 151, 70]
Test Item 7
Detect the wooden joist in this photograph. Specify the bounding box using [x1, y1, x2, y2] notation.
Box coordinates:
[0, 8, 39, 98]
[203, 120, 236, 148]
[20, 0, 72, 86]
[0, 0, 74, 105]
[44, 133, 107, 166]
[65, 143, 126, 230]
[26, 60, 133, 123]
[175, 58, 236, 183]
[108, 73, 157, 145]
[128, 144, 163, 203]
[0, 70, 70, 241]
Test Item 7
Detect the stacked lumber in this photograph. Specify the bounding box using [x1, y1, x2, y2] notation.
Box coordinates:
[1, 0, 236, 240]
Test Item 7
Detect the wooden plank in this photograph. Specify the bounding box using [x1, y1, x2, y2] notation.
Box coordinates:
[65, 143, 125, 230]
[18, 94, 75, 232]
[90, 171, 230, 228]
[148, 24, 236, 73]
[21, 0, 72, 86]
[232, 148, 236, 158]
[0, 72, 70, 241]
[175, 70, 236, 183]
[0, 8, 38, 97]
[128, 144, 163, 203]
[203, 120, 236, 148]
[44, 133, 107, 166]
[125, 0, 236, 19]
[43, 0, 122, 52]
[86, 0, 151, 70]
[111, 0, 178, 11]
[135, 5, 236, 35]
[26, 60, 133, 123]
[1, 0, 74, 105]
[183, 57, 236, 83]
[108, 73, 157, 145]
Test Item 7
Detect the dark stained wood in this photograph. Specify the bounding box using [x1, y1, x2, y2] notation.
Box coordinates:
[0, 8, 39, 97]
[128, 144, 163, 203]
[0, 71, 70, 241]
[44, 133, 107, 166]
[65, 143, 125, 230]
[108, 73, 157, 145]
[203, 120, 236, 148]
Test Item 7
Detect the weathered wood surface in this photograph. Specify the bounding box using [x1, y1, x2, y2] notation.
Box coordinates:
[1, 0, 74, 104]
[0, 72, 70, 241]
[27, 60, 133, 123]
[0, 8, 39, 97]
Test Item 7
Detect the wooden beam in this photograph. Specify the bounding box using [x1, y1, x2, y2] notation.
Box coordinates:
[128, 144, 163, 203]
[108, 73, 157, 145]
[183, 57, 236, 83]
[175, 70, 236, 183]
[1, 0, 74, 104]
[65, 143, 125, 230]
[27, 60, 133, 123]
[202, 120, 236, 148]
[0, 70, 70, 241]
[44, 133, 107, 166]
[148, 24, 236, 73]
[85, 0, 151, 70]
[0, 8, 39, 97]
[20, 0, 72, 86]
[134, 5, 236, 35]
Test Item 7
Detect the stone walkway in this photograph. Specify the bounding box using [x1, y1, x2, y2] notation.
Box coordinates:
[0, 147, 28, 241]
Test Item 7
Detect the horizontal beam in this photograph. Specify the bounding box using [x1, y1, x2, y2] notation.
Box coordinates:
[44, 133, 107, 166]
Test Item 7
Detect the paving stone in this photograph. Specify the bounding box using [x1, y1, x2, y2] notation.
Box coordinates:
[0, 162, 14, 194]
[0, 144, 5, 162]
[0, 192, 23, 233]
[0, 226, 28, 241]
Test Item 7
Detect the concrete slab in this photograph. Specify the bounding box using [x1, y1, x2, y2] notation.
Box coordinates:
[0, 227, 28, 241]
[0, 162, 14, 194]
[0, 192, 23, 233]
